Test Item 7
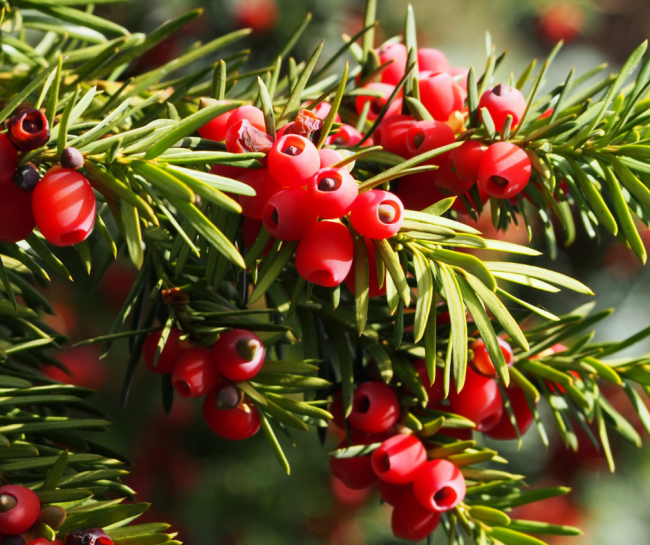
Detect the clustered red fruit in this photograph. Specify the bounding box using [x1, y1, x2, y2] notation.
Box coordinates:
[142, 327, 265, 440]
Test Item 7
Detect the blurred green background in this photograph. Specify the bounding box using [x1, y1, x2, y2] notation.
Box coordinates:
[40, 0, 650, 543]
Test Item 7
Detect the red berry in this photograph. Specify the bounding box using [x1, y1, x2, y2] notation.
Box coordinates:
[344, 236, 387, 298]
[479, 84, 527, 131]
[355, 83, 403, 121]
[449, 140, 488, 182]
[203, 382, 260, 440]
[327, 124, 364, 147]
[295, 221, 354, 287]
[212, 329, 265, 382]
[226, 105, 267, 133]
[378, 480, 411, 506]
[0, 182, 35, 242]
[485, 385, 535, 440]
[469, 337, 513, 378]
[318, 148, 344, 168]
[377, 42, 408, 85]
[307, 168, 358, 219]
[0, 134, 18, 185]
[417, 48, 451, 74]
[268, 134, 321, 188]
[395, 171, 445, 212]
[329, 432, 387, 490]
[412, 359, 445, 407]
[371, 434, 427, 484]
[225, 119, 274, 154]
[237, 168, 282, 219]
[6, 108, 50, 153]
[142, 327, 183, 374]
[198, 100, 233, 141]
[0, 485, 40, 535]
[391, 489, 441, 541]
[433, 159, 475, 196]
[349, 382, 399, 434]
[447, 367, 503, 432]
[478, 142, 531, 199]
[328, 395, 346, 429]
[171, 346, 220, 398]
[263, 188, 317, 240]
[64, 529, 113, 545]
[413, 459, 466, 512]
[32, 168, 96, 246]
[405, 120, 456, 165]
[374, 115, 416, 158]
[418, 72, 463, 121]
[350, 190, 404, 240]
[242, 218, 273, 256]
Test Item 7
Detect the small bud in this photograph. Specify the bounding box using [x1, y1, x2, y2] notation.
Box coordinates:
[40, 505, 66, 529]
[60, 147, 84, 170]
[236, 338, 261, 362]
[0, 494, 17, 513]
[12, 163, 40, 192]
[6, 108, 50, 153]
[216, 384, 243, 410]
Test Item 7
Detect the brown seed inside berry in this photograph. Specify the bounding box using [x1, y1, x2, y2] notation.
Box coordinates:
[412, 131, 425, 149]
[0, 494, 17, 513]
[61, 147, 84, 170]
[236, 337, 261, 361]
[370, 97, 384, 115]
[333, 135, 347, 145]
[378, 203, 397, 224]
[217, 385, 243, 410]
[492, 84, 511, 97]
[491, 175, 509, 187]
[318, 176, 340, 192]
[40, 505, 66, 529]
[282, 145, 301, 156]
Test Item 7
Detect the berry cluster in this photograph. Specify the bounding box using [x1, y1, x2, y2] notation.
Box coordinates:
[143, 327, 265, 440]
[0, 109, 95, 247]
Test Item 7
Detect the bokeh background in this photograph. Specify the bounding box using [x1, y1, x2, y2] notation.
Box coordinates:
[38, 0, 650, 543]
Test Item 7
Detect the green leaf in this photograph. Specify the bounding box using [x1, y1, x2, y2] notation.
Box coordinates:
[58, 504, 149, 535]
[278, 41, 323, 126]
[488, 527, 546, 545]
[249, 241, 298, 303]
[468, 506, 511, 526]
[328, 325, 354, 418]
[412, 250, 433, 343]
[35, 489, 94, 504]
[22, 1, 129, 36]
[42, 450, 68, 491]
[438, 263, 467, 391]
[121, 201, 143, 270]
[484, 262, 593, 295]
[278, 12, 311, 59]
[0, 60, 60, 124]
[361, 0, 376, 61]
[373, 239, 409, 307]
[257, 408, 290, 475]
[257, 77, 276, 139]
[426, 247, 496, 292]
[317, 62, 348, 149]
[351, 227, 369, 335]
[507, 520, 582, 537]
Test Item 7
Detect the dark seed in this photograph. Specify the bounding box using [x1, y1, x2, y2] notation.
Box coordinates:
[270, 208, 279, 225]
[412, 131, 425, 149]
[61, 147, 84, 170]
[217, 385, 243, 410]
[491, 175, 509, 187]
[492, 84, 511, 97]
[378, 203, 397, 224]
[318, 177, 339, 192]
[282, 145, 301, 156]
[12, 163, 40, 192]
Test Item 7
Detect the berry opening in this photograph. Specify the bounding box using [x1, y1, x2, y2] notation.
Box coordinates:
[480, 411, 501, 430]
[236, 337, 261, 361]
[379, 452, 391, 473]
[354, 394, 371, 414]
[492, 83, 511, 97]
[370, 97, 384, 115]
[333, 134, 347, 145]
[282, 145, 302, 156]
[317, 175, 342, 192]
[378, 202, 399, 224]
[269, 207, 279, 227]
[0, 494, 17, 513]
[173, 380, 192, 398]
[412, 131, 425, 149]
[217, 385, 243, 410]
[491, 175, 509, 187]
[433, 486, 457, 509]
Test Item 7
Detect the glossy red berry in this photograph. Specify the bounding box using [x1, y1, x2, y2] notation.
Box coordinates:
[413, 459, 466, 512]
[374, 115, 416, 158]
[395, 171, 445, 212]
[479, 84, 527, 131]
[377, 42, 408, 85]
[203, 382, 260, 440]
[242, 218, 274, 256]
[355, 83, 402, 121]
[327, 124, 364, 147]
[212, 329, 265, 382]
[349, 382, 399, 434]
[295, 221, 354, 287]
[237, 168, 282, 219]
[485, 386, 535, 440]
[379, 481, 411, 506]
[344, 236, 387, 298]
[371, 434, 427, 484]
[318, 148, 344, 168]
[198, 100, 233, 141]
[418, 72, 463, 122]
[329, 431, 387, 490]
[225, 119, 274, 154]
[417, 48, 451, 74]
[412, 359, 445, 407]
[469, 337, 513, 378]
[434, 159, 475, 196]
[171, 346, 220, 398]
[392, 489, 441, 542]
[478, 142, 531, 199]
[0, 134, 18, 185]
[307, 168, 358, 219]
[268, 134, 320, 188]
[64, 529, 113, 545]
[142, 327, 183, 374]
[0, 485, 40, 535]
[226, 105, 266, 133]
[0, 182, 35, 242]
[32, 168, 96, 246]
[263, 188, 318, 240]
[405, 120, 456, 165]
[6, 108, 50, 153]
[449, 140, 488, 182]
[447, 367, 503, 432]
[350, 190, 404, 240]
